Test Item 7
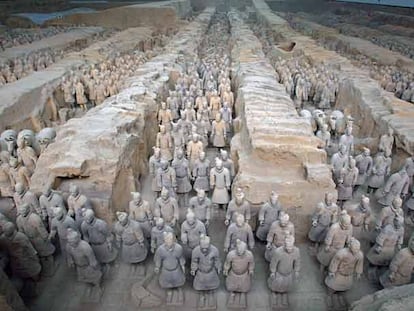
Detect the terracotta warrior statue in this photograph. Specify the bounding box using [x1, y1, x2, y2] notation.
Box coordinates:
[220, 149, 235, 182]
[154, 232, 186, 304]
[256, 191, 281, 241]
[158, 102, 173, 127]
[150, 217, 174, 254]
[225, 188, 251, 226]
[268, 235, 300, 308]
[149, 147, 162, 196]
[367, 151, 391, 194]
[367, 216, 404, 269]
[378, 168, 409, 207]
[223, 240, 255, 303]
[8, 157, 31, 189]
[67, 184, 93, 228]
[191, 234, 221, 308]
[380, 233, 414, 288]
[378, 127, 394, 156]
[128, 192, 153, 239]
[171, 122, 185, 153]
[375, 197, 404, 231]
[308, 202, 333, 249]
[49, 206, 78, 259]
[346, 195, 371, 241]
[354, 147, 373, 192]
[16, 203, 55, 276]
[66, 229, 102, 291]
[339, 126, 354, 155]
[13, 183, 45, 221]
[337, 157, 359, 208]
[75, 78, 88, 110]
[265, 211, 295, 262]
[1, 221, 41, 281]
[181, 210, 206, 258]
[187, 134, 204, 169]
[81, 209, 118, 266]
[224, 213, 255, 253]
[331, 144, 349, 184]
[16, 137, 37, 174]
[210, 159, 231, 209]
[156, 160, 177, 198]
[113, 212, 147, 266]
[325, 238, 363, 309]
[211, 113, 226, 148]
[317, 211, 353, 271]
[189, 189, 212, 228]
[172, 148, 192, 207]
[156, 125, 173, 161]
[192, 151, 210, 193]
[39, 185, 65, 229]
[154, 187, 179, 230]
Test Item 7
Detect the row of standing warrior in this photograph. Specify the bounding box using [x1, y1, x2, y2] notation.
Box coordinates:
[0, 14, 413, 309]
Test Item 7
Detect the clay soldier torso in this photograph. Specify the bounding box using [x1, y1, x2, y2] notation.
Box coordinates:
[367, 224, 403, 266]
[224, 223, 255, 252]
[378, 172, 409, 206]
[380, 247, 414, 288]
[158, 108, 172, 125]
[149, 155, 162, 192]
[191, 245, 221, 291]
[17, 146, 37, 173]
[187, 141, 204, 164]
[154, 243, 186, 289]
[224, 249, 255, 293]
[211, 119, 226, 147]
[348, 203, 371, 229]
[265, 222, 295, 262]
[67, 194, 92, 227]
[317, 223, 353, 267]
[81, 218, 118, 264]
[3, 229, 41, 279]
[171, 129, 185, 151]
[308, 206, 332, 243]
[151, 225, 174, 251]
[226, 199, 251, 224]
[222, 158, 235, 181]
[210, 167, 231, 205]
[181, 219, 206, 249]
[189, 197, 211, 223]
[355, 154, 373, 186]
[75, 82, 87, 105]
[50, 215, 77, 256]
[66, 239, 102, 285]
[114, 219, 147, 263]
[14, 190, 44, 218]
[268, 246, 301, 293]
[172, 158, 192, 194]
[337, 167, 359, 201]
[209, 96, 221, 118]
[39, 191, 65, 225]
[368, 154, 391, 189]
[376, 205, 403, 229]
[16, 213, 55, 257]
[192, 158, 211, 191]
[154, 197, 179, 227]
[331, 152, 348, 182]
[156, 132, 173, 161]
[8, 165, 31, 189]
[156, 167, 177, 197]
[129, 200, 152, 239]
[325, 247, 363, 292]
[257, 202, 281, 241]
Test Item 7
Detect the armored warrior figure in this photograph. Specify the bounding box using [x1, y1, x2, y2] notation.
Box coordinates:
[225, 188, 251, 226]
[265, 212, 295, 262]
[128, 192, 153, 239]
[154, 187, 179, 230]
[317, 211, 353, 270]
[150, 217, 174, 254]
[224, 213, 255, 253]
[378, 169, 409, 207]
[113, 212, 147, 266]
[223, 240, 255, 305]
[81, 209, 118, 265]
[191, 235, 221, 308]
[210, 159, 231, 209]
[156, 125, 173, 162]
[256, 191, 281, 241]
[17, 203, 55, 276]
[172, 148, 192, 206]
[154, 232, 186, 304]
[156, 160, 177, 198]
[268, 235, 300, 308]
[192, 151, 210, 193]
[181, 210, 206, 258]
[49, 207, 77, 259]
[66, 229, 102, 291]
[380, 233, 414, 288]
[67, 184, 93, 228]
[189, 189, 212, 228]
